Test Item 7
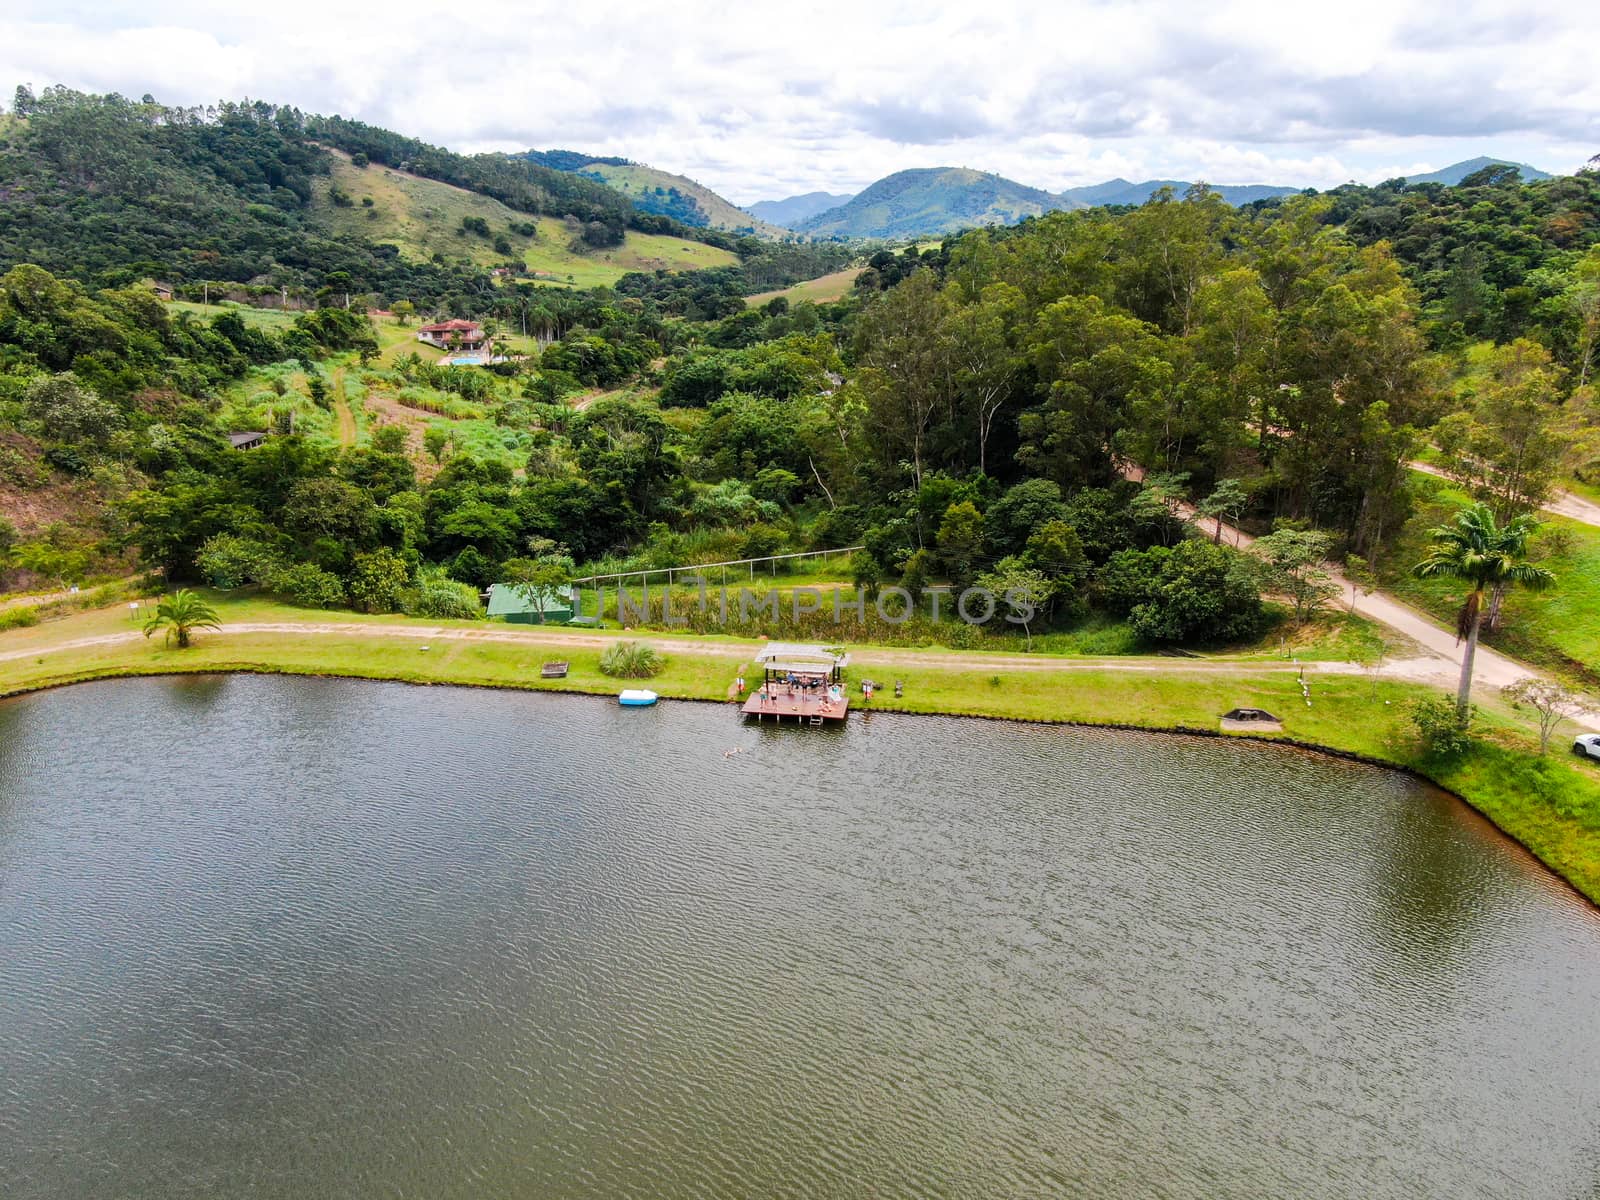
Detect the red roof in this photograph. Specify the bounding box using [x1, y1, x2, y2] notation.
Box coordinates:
[418, 319, 482, 333]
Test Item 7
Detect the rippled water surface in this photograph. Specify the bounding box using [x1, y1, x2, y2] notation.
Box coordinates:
[3, 676, 1600, 1198]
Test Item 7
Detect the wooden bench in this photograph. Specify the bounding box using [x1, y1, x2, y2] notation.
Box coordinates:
[540, 661, 569, 679]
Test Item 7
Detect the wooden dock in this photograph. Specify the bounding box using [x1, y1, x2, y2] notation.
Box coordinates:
[741, 690, 850, 725]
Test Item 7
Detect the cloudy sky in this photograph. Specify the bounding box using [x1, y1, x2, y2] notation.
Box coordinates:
[4, 1, 1597, 204]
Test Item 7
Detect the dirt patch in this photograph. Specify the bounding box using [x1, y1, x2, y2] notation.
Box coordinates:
[0, 475, 107, 537]
[364, 393, 440, 480]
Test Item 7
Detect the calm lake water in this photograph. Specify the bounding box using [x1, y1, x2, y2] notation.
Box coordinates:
[2, 676, 1599, 1198]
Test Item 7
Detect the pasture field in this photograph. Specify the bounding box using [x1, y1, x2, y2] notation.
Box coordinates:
[746, 266, 864, 307]
[310, 150, 736, 287]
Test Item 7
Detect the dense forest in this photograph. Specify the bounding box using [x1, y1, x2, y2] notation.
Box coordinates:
[3, 91, 1598, 659]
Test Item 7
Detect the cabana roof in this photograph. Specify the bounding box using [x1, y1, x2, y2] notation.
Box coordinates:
[753, 641, 848, 678]
[753, 642, 845, 666]
[761, 661, 837, 677]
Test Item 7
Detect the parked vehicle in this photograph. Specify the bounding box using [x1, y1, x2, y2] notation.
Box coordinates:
[1572, 733, 1600, 761]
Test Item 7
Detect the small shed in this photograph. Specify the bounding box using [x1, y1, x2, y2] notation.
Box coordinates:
[486, 583, 574, 624]
[228, 431, 267, 450]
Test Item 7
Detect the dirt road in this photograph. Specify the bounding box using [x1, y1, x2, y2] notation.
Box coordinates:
[1192, 510, 1600, 726]
[1125, 463, 1600, 727]
[1407, 460, 1600, 528]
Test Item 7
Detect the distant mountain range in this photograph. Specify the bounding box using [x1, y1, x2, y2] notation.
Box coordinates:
[786, 169, 1303, 238]
[515, 150, 1558, 242]
[773, 156, 1555, 238]
[794, 168, 1065, 239]
[1056, 178, 1302, 208]
[746, 191, 856, 226]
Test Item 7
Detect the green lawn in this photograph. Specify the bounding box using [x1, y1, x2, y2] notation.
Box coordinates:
[169, 300, 300, 330]
[575, 574, 1396, 663]
[1387, 476, 1600, 685]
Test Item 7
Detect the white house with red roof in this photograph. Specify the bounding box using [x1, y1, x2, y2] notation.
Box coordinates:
[416, 318, 487, 350]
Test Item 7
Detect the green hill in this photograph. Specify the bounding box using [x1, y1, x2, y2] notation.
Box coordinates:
[0, 88, 736, 307]
[748, 191, 857, 228]
[1402, 156, 1554, 185]
[797, 168, 1072, 239]
[311, 151, 737, 287]
[576, 163, 788, 239]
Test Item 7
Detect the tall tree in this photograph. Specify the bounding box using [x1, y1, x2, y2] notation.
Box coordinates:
[1433, 338, 1566, 518]
[1021, 294, 1169, 487]
[1116, 185, 1231, 335]
[853, 270, 951, 504]
[1412, 503, 1554, 722]
[1253, 527, 1338, 624]
[942, 281, 1023, 477]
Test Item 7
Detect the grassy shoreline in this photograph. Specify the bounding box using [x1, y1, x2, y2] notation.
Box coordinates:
[5, 597, 1600, 907]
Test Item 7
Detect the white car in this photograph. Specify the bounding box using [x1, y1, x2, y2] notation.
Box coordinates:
[1574, 733, 1600, 761]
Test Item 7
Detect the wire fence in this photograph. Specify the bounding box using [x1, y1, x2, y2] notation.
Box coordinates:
[572, 546, 865, 589]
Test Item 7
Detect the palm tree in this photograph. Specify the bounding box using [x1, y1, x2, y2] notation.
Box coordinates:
[143, 589, 222, 649]
[1412, 503, 1554, 722]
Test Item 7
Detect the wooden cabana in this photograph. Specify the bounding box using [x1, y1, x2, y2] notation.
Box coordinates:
[742, 643, 850, 725]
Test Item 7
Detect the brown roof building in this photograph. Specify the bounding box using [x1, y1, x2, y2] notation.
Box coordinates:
[417, 319, 487, 351]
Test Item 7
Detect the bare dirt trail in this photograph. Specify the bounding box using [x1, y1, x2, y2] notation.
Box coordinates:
[1408, 460, 1600, 528]
[332, 367, 358, 445]
[0, 588, 75, 612]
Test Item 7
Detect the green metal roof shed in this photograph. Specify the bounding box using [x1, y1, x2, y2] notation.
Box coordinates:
[486, 583, 575, 624]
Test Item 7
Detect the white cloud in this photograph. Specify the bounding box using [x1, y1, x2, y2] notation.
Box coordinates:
[2, 0, 1596, 203]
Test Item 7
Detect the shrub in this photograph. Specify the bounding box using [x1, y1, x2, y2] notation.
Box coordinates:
[1409, 696, 1475, 758]
[1537, 525, 1574, 560]
[740, 522, 785, 560]
[599, 640, 664, 678]
[1100, 541, 1265, 645]
[446, 546, 498, 589]
[0, 605, 40, 630]
[402, 573, 483, 620]
[1095, 546, 1166, 615]
[268, 562, 346, 609]
[346, 547, 410, 614]
[196, 534, 279, 590]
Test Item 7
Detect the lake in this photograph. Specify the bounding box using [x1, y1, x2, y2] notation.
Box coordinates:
[2, 675, 1598, 1198]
